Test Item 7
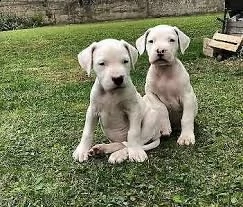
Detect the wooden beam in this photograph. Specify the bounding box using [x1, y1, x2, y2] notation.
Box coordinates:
[213, 32, 242, 44]
[203, 38, 214, 57]
[209, 39, 239, 52]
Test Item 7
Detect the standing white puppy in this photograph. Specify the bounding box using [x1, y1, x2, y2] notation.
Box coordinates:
[73, 39, 163, 164]
[136, 25, 198, 145]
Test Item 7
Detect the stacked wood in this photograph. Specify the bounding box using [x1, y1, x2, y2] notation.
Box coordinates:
[203, 32, 243, 58]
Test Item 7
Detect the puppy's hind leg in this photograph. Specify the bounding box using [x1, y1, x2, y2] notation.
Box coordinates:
[107, 107, 163, 163]
[140, 106, 163, 151]
[143, 94, 172, 137]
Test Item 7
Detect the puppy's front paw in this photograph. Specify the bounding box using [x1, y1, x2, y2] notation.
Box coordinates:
[128, 147, 148, 162]
[108, 148, 128, 164]
[73, 145, 90, 162]
[177, 133, 195, 146]
[88, 144, 105, 156]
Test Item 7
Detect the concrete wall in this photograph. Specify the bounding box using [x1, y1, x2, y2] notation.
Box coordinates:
[0, 0, 224, 24]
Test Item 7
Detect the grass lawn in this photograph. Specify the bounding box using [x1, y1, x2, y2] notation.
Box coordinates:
[0, 13, 242, 206]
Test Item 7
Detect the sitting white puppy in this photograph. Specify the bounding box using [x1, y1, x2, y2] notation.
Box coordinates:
[136, 25, 198, 145]
[73, 39, 163, 164]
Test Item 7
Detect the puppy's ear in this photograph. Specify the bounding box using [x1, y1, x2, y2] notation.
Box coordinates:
[121, 40, 138, 70]
[135, 29, 150, 55]
[77, 42, 97, 76]
[174, 27, 190, 54]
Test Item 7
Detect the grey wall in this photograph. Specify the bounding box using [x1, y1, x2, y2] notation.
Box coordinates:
[0, 0, 224, 24]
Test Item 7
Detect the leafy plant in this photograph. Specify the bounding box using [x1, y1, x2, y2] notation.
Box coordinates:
[0, 13, 45, 31]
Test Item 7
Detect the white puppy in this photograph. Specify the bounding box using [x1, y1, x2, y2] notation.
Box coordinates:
[136, 25, 198, 145]
[73, 39, 163, 164]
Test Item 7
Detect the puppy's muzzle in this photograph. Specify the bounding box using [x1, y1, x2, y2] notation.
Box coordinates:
[154, 49, 169, 63]
[112, 75, 124, 86]
[156, 49, 166, 57]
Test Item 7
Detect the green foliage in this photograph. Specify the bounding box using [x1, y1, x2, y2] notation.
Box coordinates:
[0, 14, 242, 206]
[0, 13, 44, 31]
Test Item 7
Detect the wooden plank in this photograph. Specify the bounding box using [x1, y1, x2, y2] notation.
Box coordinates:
[213, 32, 242, 44]
[203, 38, 214, 57]
[203, 38, 211, 48]
[208, 39, 239, 52]
[203, 48, 214, 57]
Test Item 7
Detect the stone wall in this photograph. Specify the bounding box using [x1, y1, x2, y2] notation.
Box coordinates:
[0, 0, 224, 24]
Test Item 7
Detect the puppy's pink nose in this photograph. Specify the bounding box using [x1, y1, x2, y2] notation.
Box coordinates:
[112, 76, 124, 86]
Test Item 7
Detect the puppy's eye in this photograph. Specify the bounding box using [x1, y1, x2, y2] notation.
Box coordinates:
[123, 60, 129, 64]
[98, 62, 105, 66]
[169, 39, 175, 43]
[148, 40, 154, 43]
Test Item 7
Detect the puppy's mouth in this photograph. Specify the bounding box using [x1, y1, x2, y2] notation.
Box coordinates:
[113, 85, 126, 90]
[154, 57, 169, 64]
[107, 84, 126, 91]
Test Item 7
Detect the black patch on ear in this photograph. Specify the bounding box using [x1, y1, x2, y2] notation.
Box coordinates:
[174, 29, 180, 47]
[144, 30, 150, 51]
[90, 46, 96, 69]
[123, 44, 133, 69]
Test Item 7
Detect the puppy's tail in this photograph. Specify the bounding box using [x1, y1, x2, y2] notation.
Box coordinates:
[122, 138, 160, 151]
[142, 139, 160, 151]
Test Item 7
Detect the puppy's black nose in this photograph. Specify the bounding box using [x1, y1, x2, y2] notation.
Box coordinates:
[157, 49, 166, 56]
[112, 76, 124, 86]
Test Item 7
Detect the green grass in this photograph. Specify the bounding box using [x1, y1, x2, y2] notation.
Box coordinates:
[0, 13, 243, 206]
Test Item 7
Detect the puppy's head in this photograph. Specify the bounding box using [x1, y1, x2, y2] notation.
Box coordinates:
[136, 25, 190, 66]
[78, 39, 138, 91]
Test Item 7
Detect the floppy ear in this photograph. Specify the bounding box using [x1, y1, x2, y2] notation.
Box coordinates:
[77, 42, 97, 76]
[135, 29, 150, 55]
[174, 26, 190, 54]
[121, 40, 138, 70]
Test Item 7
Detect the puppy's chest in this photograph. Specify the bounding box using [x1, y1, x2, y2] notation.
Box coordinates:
[95, 93, 127, 116]
[95, 93, 129, 138]
[152, 75, 182, 107]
